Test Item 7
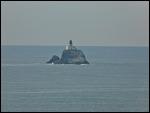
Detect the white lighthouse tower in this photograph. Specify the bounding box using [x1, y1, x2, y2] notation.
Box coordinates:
[66, 40, 76, 50]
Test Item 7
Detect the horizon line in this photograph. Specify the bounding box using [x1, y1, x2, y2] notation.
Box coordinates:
[1, 44, 149, 47]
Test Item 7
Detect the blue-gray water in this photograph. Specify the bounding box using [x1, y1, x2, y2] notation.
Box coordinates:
[1, 46, 149, 112]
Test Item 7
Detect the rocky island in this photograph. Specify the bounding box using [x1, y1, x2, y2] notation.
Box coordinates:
[46, 40, 89, 64]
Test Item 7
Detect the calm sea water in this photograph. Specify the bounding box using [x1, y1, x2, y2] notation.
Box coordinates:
[1, 46, 149, 112]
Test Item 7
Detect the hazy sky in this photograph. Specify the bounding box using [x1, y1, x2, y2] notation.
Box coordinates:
[1, 1, 149, 46]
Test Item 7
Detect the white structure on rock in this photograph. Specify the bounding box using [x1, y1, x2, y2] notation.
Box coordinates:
[65, 40, 76, 50]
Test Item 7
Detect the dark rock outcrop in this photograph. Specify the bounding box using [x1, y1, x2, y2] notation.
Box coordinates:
[46, 55, 61, 64]
[46, 40, 89, 64]
[60, 49, 89, 64]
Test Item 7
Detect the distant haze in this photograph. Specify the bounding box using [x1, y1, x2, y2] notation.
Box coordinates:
[1, 1, 149, 46]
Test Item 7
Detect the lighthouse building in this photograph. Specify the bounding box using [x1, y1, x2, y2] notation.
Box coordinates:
[65, 40, 76, 50]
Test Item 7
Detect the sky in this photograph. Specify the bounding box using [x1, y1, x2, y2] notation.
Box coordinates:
[1, 1, 149, 46]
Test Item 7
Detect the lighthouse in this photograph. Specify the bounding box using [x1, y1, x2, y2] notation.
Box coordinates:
[66, 40, 76, 50]
[69, 40, 73, 47]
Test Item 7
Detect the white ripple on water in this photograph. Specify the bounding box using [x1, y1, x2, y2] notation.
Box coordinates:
[2, 63, 89, 67]
[2, 87, 148, 94]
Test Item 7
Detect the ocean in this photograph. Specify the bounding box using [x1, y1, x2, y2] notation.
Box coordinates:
[1, 46, 149, 112]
